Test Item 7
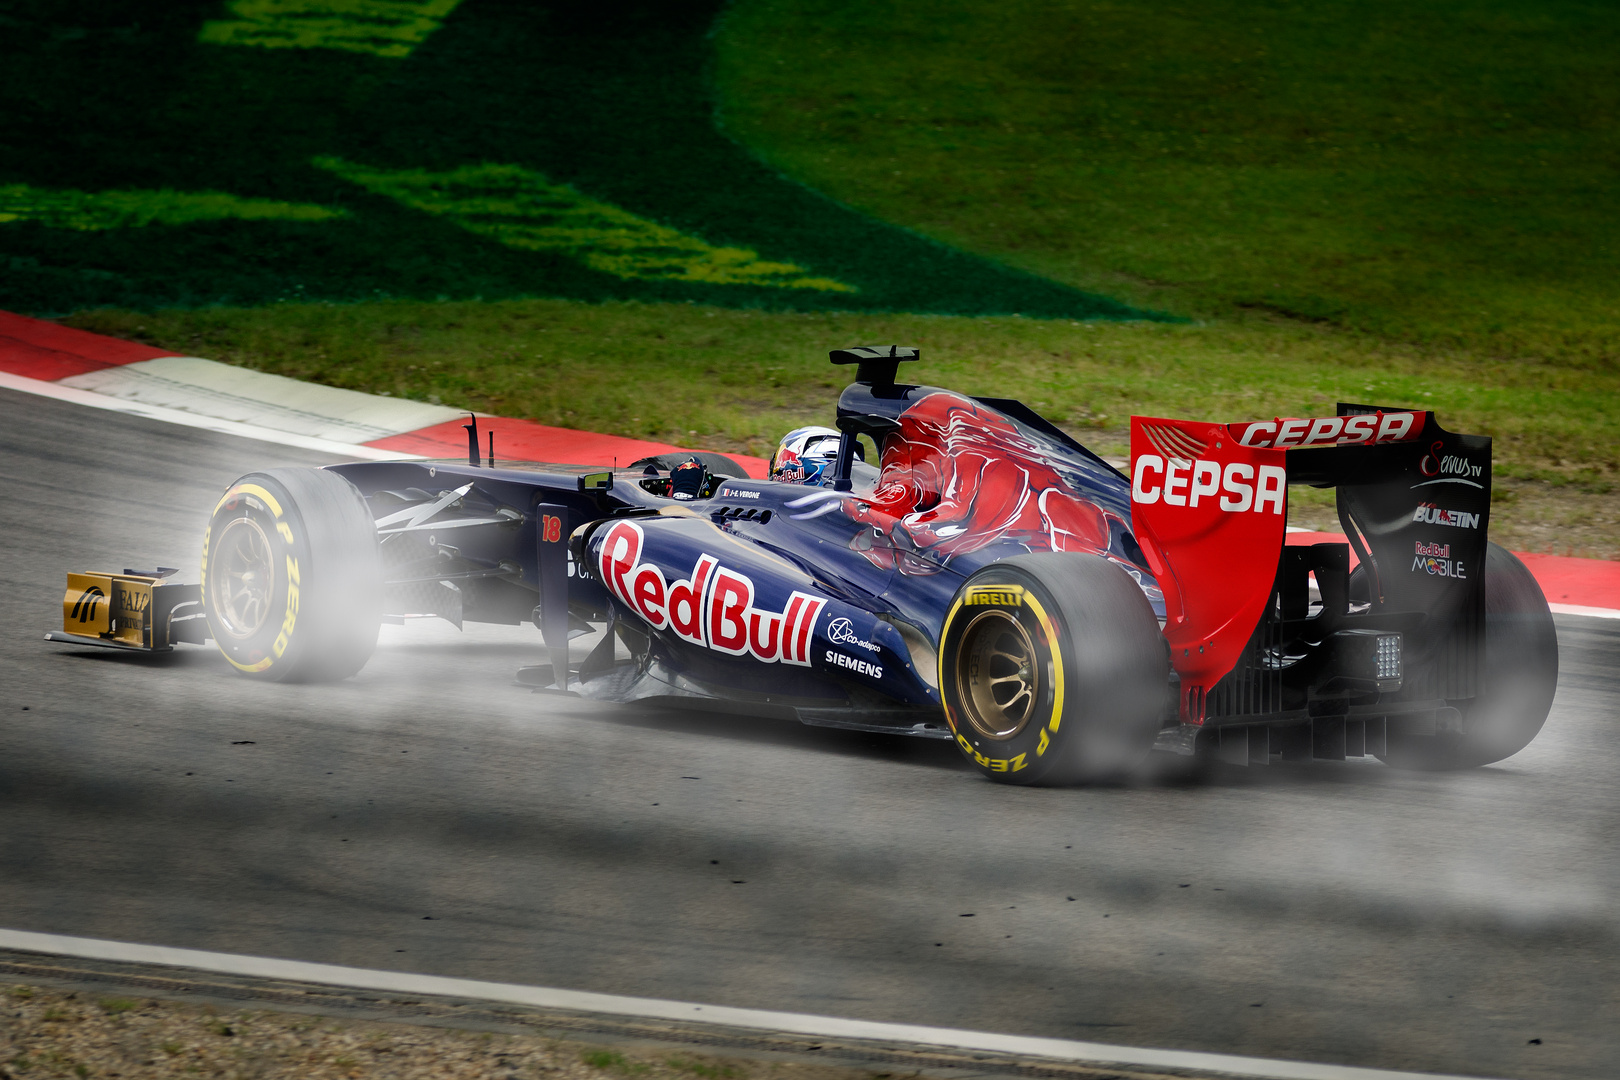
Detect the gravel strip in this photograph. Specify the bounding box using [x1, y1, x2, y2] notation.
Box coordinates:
[0, 982, 846, 1080]
[0, 982, 1176, 1080]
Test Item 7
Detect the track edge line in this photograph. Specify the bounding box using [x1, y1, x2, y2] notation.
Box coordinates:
[0, 929, 1508, 1080]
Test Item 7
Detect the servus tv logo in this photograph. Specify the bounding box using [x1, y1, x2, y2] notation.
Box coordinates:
[1414, 442, 1486, 490]
[597, 520, 826, 665]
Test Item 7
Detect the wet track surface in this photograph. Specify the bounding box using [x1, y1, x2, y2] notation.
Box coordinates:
[2, 387, 1617, 1079]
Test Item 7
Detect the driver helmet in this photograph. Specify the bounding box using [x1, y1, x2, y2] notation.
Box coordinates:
[770, 426, 844, 485]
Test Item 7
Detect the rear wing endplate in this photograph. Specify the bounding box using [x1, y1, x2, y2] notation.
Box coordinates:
[1129, 406, 1490, 721]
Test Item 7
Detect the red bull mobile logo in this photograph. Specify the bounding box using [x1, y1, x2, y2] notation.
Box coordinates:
[1413, 540, 1468, 579]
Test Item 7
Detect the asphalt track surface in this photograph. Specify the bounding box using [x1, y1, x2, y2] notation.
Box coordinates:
[2, 387, 1616, 1080]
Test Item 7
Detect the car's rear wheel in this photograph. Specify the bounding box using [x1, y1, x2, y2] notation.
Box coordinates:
[1377, 543, 1558, 770]
[940, 553, 1168, 784]
[202, 468, 382, 682]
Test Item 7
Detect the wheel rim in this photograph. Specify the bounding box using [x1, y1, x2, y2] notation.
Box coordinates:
[955, 608, 1040, 741]
[210, 515, 276, 640]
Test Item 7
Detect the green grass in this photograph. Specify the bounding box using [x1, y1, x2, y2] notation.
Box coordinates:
[581, 1048, 650, 1074]
[716, 0, 1620, 366]
[31, 0, 1620, 557]
[67, 298, 1617, 475]
[0, 0, 1143, 320]
[73, 293, 1620, 553]
[666, 1056, 740, 1079]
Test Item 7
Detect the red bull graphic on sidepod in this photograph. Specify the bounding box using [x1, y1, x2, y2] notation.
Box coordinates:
[596, 519, 826, 665]
[590, 517, 940, 703]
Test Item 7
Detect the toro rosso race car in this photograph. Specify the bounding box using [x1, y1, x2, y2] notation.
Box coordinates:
[49, 347, 1558, 783]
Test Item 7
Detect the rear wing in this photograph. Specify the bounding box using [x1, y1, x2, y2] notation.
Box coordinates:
[1128, 406, 1490, 725]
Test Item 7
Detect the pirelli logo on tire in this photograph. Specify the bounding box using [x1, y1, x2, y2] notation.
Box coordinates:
[203, 482, 299, 675]
[939, 576, 1063, 778]
[963, 584, 1024, 607]
[954, 733, 1028, 774]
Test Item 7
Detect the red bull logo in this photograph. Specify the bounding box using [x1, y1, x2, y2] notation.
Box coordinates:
[596, 520, 825, 665]
[1412, 540, 1466, 578]
[772, 446, 806, 483]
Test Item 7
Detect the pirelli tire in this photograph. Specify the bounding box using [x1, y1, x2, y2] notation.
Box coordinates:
[940, 553, 1168, 785]
[201, 468, 382, 683]
[1379, 542, 1559, 771]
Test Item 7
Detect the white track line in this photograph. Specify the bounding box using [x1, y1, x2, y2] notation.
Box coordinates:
[0, 929, 1502, 1080]
[1550, 602, 1620, 620]
[0, 370, 420, 461]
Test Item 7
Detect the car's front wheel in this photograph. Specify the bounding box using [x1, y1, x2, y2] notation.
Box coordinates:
[940, 553, 1168, 784]
[201, 468, 382, 682]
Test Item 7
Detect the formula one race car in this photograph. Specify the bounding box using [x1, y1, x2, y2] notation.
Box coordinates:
[50, 347, 1558, 782]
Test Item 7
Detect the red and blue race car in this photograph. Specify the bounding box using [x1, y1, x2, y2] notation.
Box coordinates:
[51, 346, 1558, 783]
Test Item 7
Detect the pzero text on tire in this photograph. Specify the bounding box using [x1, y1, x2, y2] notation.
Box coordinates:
[940, 553, 1168, 785]
[1381, 542, 1559, 770]
[201, 467, 382, 682]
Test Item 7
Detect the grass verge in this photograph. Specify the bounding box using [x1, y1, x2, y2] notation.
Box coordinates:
[0, 0, 1142, 320]
[716, 0, 1620, 365]
[0, 981, 899, 1080]
[67, 298, 1619, 559]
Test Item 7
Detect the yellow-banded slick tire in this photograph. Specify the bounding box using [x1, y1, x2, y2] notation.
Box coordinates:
[201, 468, 382, 683]
[940, 553, 1168, 785]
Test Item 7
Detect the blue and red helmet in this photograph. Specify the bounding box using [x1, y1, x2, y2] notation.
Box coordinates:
[770, 426, 843, 486]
